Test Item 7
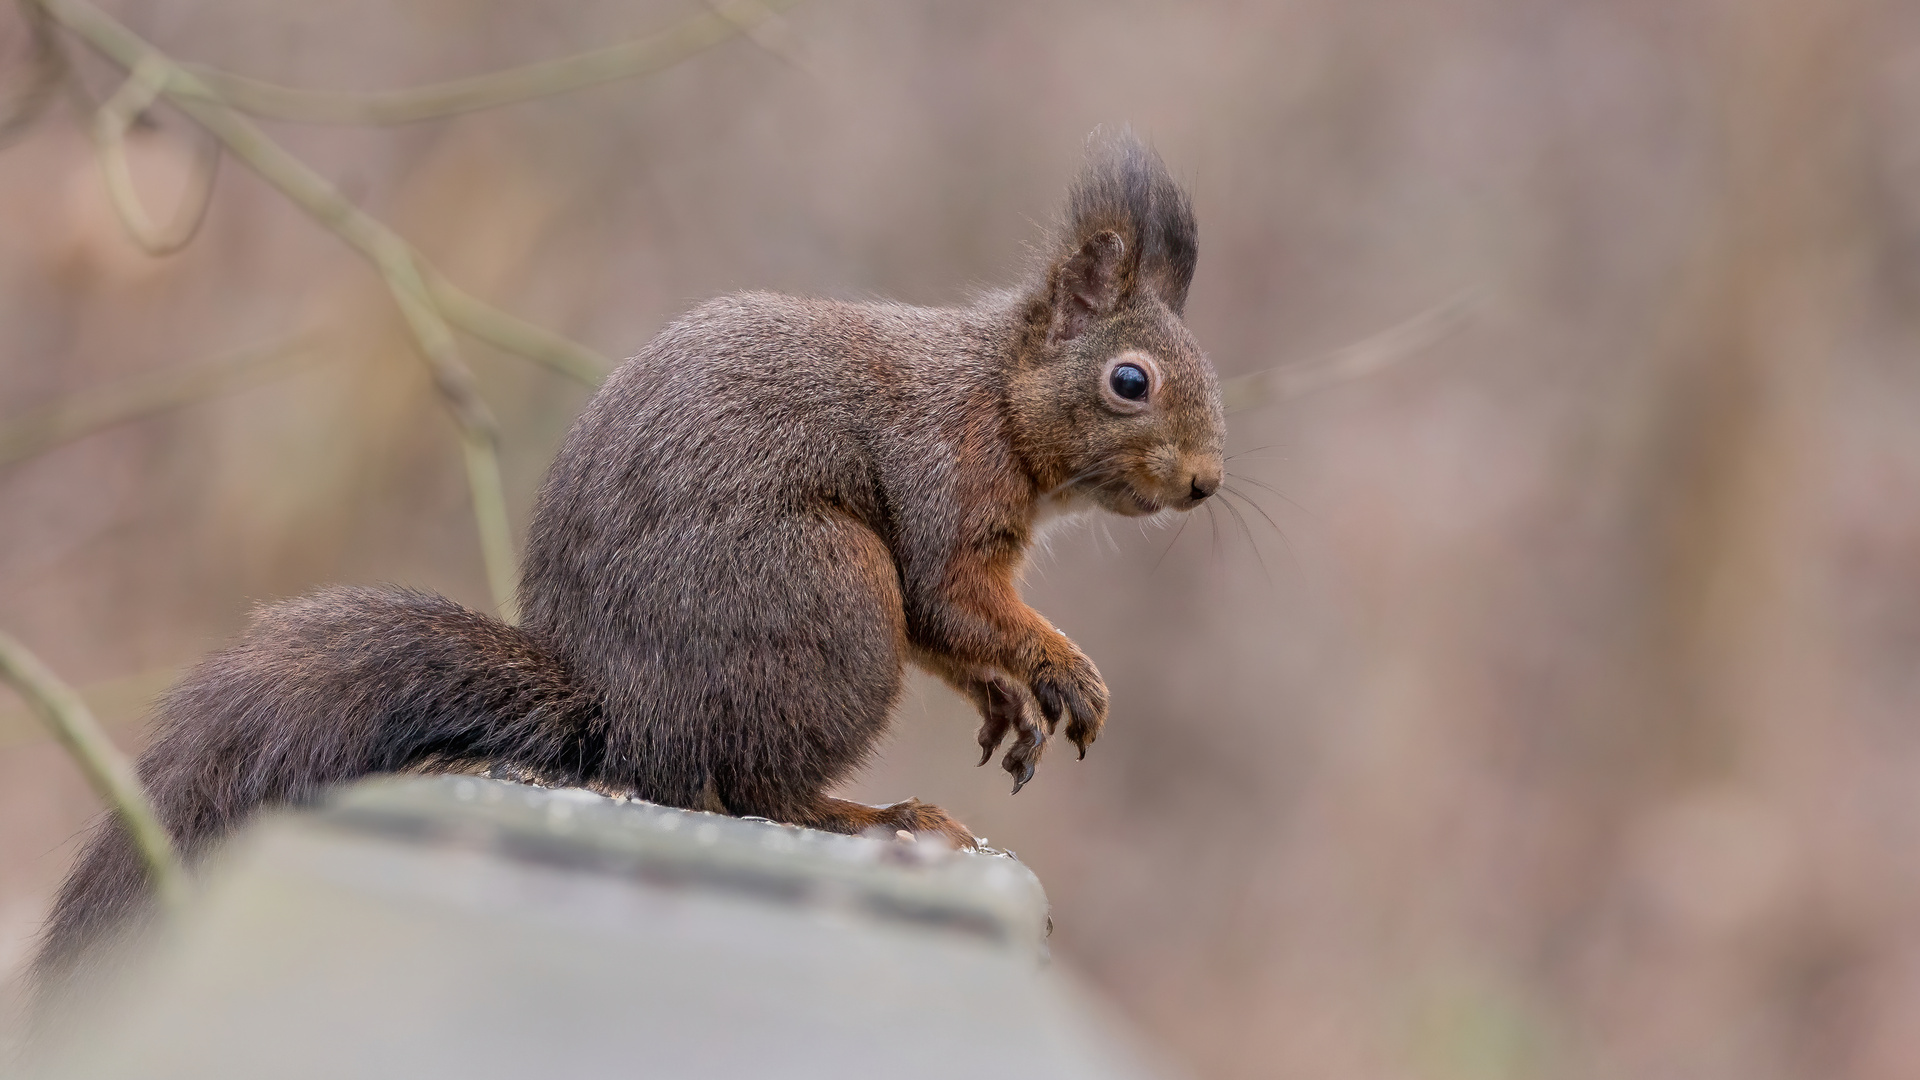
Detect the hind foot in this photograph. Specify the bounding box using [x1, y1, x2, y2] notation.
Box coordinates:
[801, 795, 979, 851]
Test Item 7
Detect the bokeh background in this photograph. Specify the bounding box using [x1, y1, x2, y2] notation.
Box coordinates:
[5, 0, 1920, 1076]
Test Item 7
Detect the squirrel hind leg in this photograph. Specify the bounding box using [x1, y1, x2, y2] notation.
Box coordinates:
[799, 795, 979, 851]
[687, 512, 909, 822]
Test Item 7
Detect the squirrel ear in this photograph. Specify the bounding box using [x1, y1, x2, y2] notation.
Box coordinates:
[1050, 229, 1127, 344]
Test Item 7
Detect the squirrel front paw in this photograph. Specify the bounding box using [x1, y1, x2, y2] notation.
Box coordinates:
[974, 673, 1047, 794]
[1028, 644, 1108, 759]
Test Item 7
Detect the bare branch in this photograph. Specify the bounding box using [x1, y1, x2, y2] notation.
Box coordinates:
[92, 53, 222, 255]
[378, 249, 521, 622]
[0, 334, 323, 468]
[35, 0, 612, 386]
[170, 0, 803, 125]
[0, 665, 177, 752]
[424, 273, 609, 387]
[0, 630, 186, 906]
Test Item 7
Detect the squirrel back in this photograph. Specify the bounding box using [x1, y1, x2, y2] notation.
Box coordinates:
[33, 129, 1222, 995]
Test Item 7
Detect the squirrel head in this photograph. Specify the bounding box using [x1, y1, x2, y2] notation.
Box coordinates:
[1008, 130, 1224, 519]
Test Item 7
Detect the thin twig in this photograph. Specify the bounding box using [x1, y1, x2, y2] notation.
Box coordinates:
[1221, 292, 1477, 413]
[0, 665, 177, 752]
[0, 333, 323, 467]
[92, 53, 222, 255]
[169, 0, 803, 125]
[33, 0, 611, 387]
[0, 631, 186, 906]
[0, 0, 65, 146]
[379, 249, 521, 621]
[423, 273, 607, 387]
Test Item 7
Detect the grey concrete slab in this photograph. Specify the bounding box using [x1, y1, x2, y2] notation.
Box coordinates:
[29, 777, 1167, 1079]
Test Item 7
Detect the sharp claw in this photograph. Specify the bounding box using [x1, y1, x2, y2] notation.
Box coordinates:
[1077, 744, 1087, 760]
[1004, 746, 1036, 793]
[1011, 762, 1034, 794]
[977, 718, 1010, 766]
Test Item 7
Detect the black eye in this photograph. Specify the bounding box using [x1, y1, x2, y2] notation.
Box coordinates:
[1109, 363, 1150, 402]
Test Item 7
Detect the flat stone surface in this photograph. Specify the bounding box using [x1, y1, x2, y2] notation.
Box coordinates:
[31, 777, 1166, 1079]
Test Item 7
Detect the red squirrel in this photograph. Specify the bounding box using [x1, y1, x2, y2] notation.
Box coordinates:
[34, 130, 1223, 984]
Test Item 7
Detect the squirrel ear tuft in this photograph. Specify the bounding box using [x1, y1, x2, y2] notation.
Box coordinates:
[1053, 128, 1198, 317]
[1050, 230, 1127, 343]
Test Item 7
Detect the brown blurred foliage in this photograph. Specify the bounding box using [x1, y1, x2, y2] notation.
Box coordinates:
[7, 0, 1920, 1076]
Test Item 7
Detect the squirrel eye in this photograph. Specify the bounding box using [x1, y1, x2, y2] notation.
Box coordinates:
[1109, 363, 1150, 402]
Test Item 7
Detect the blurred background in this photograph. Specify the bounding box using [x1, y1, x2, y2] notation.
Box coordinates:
[4, 0, 1920, 1076]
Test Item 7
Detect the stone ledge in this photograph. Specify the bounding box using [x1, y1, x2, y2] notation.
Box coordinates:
[323, 776, 1051, 953]
[31, 776, 1165, 1080]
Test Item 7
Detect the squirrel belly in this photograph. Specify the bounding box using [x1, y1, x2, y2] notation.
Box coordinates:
[34, 129, 1223, 990]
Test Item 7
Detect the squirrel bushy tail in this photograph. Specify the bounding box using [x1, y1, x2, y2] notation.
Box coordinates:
[32, 587, 594, 991]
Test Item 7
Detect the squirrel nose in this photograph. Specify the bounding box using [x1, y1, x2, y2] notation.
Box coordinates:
[1189, 474, 1219, 501]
